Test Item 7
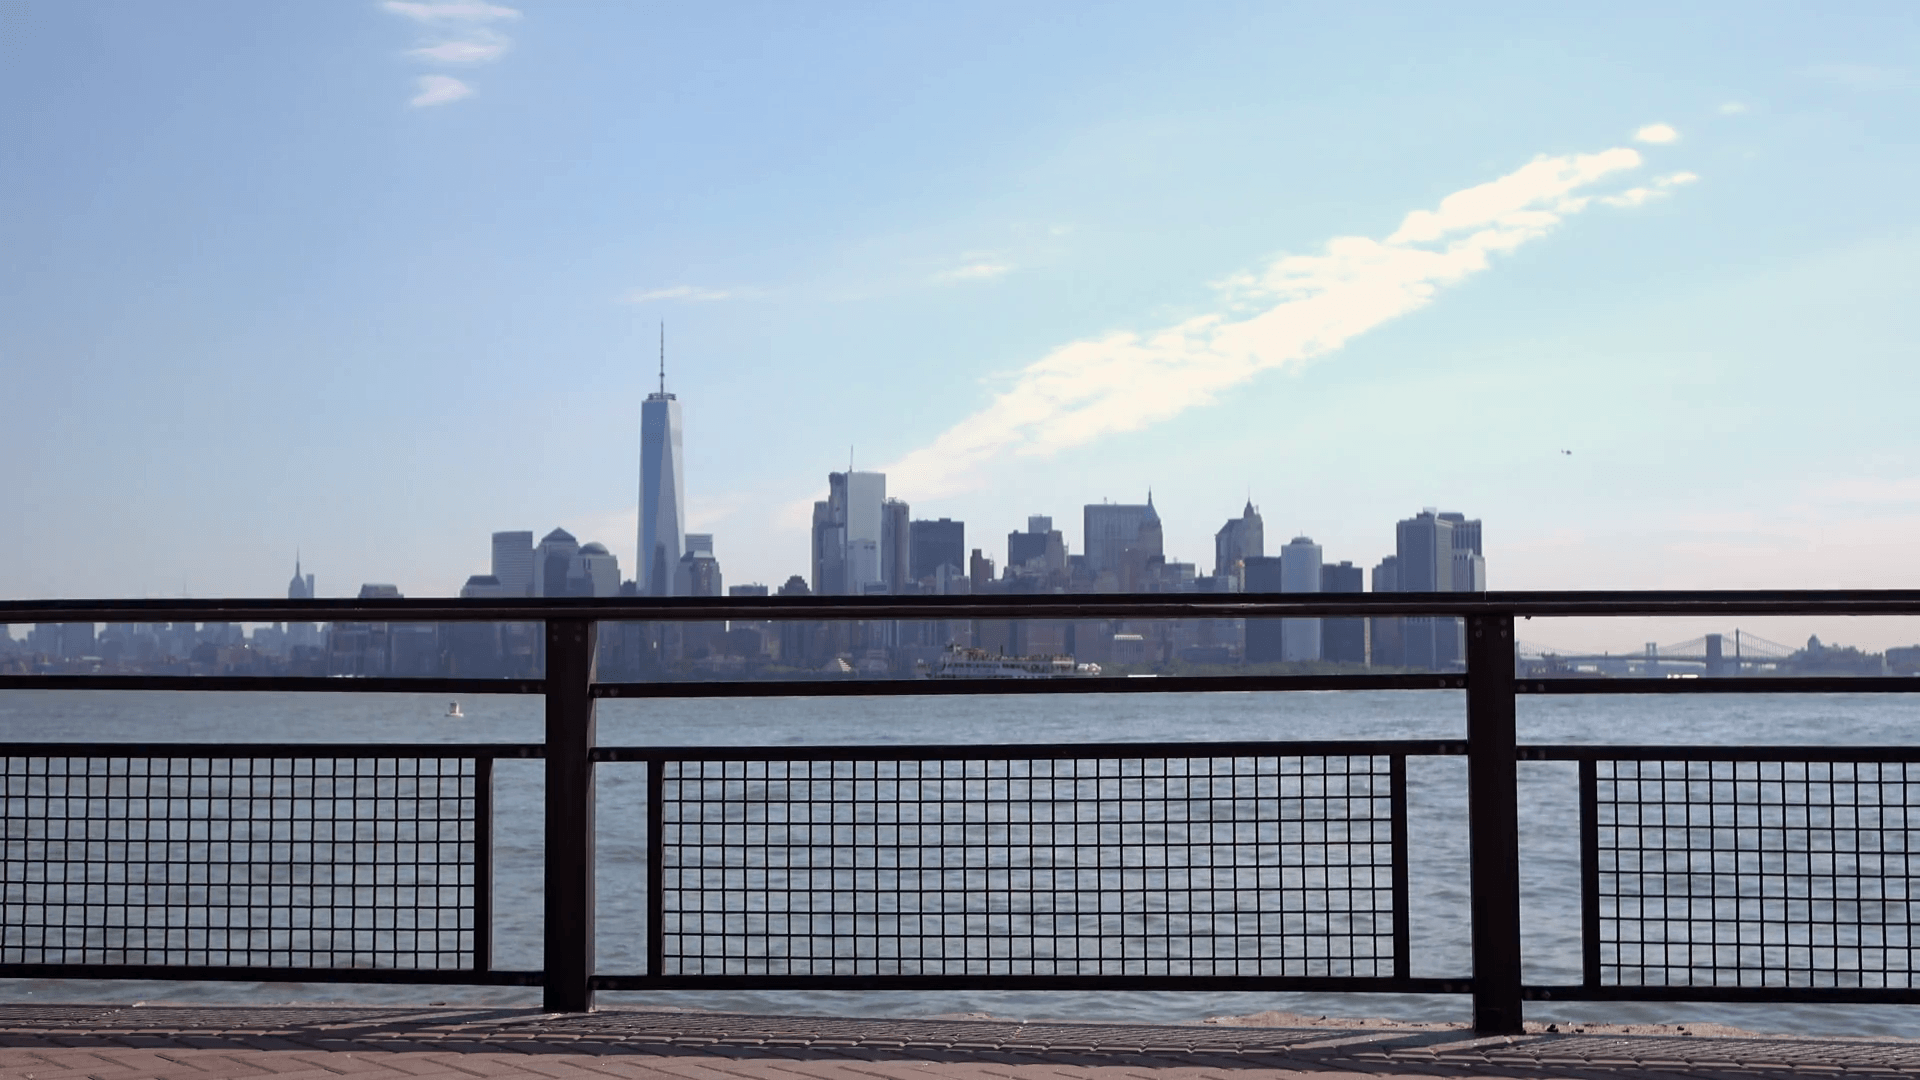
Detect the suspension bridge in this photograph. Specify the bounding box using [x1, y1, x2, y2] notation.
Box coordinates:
[1514, 630, 1798, 675]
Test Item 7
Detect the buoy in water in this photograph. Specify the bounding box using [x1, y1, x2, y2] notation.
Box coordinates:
[446, 701, 463, 717]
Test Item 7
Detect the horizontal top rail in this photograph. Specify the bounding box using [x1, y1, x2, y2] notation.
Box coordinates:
[593, 737, 1468, 763]
[594, 673, 1466, 697]
[0, 676, 546, 695]
[7, 589, 1920, 624]
[1521, 743, 1920, 762]
[1519, 676, 1920, 694]
[0, 742, 546, 758]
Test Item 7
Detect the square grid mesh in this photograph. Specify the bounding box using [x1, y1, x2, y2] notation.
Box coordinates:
[660, 754, 1401, 977]
[2, 755, 479, 970]
[1596, 758, 1920, 988]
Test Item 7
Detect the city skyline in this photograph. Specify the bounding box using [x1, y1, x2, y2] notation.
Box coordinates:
[5, 5, 1920, 654]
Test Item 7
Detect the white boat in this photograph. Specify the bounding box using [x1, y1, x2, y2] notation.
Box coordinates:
[446, 701, 463, 717]
[920, 645, 1102, 680]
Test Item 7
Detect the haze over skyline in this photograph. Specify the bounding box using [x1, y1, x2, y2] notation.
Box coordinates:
[5, 4, 1920, 649]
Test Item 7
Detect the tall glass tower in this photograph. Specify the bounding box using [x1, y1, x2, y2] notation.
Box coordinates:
[638, 330, 685, 596]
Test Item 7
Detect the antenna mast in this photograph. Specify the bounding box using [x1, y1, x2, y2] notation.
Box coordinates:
[658, 322, 666, 395]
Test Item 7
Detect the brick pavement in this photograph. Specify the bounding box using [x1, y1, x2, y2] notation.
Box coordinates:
[5, 1004, 1920, 1079]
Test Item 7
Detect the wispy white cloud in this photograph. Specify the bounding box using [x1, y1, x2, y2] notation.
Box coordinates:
[1719, 101, 1749, 115]
[935, 261, 1012, 284]
[410, 74, 473, 107]
[623, 285, 743, 303]
[1634, 123, 1680, 144]
[409, 28, 509, 64]
[385, 0, 516, 105]
[382, 1, 520, 23]
[882, 144, 1680, 500]
[1600, 170, 1699, 208]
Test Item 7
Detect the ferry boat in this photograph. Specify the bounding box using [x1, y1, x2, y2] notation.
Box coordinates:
[919, 645, 1102, 680]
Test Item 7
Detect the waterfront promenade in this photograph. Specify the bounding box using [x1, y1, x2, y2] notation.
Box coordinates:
[5, 1004, 1920, 1079]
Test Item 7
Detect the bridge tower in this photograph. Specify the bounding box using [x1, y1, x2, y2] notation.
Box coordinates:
[1706, 633, 1726, 676]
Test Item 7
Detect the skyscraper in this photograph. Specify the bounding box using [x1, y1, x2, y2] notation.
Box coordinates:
[568, 542, 621, 597]
[675, 534, 723, 597]
[638, 327, 686, 596]
[1084, 495, 1162, 587]
[1213, 501, 1265, 584]
[811, 471, 891, 595]
[286, 558, 314, 600]
[490, 531, 534, 596]
[1279, 536, 1323, 663]
[909, 518, 965, 585]
[882, 498, 912, 594]
[1242, 555, 1284, 663]
[1003, 515, 1064, 577]
[1389, 508, 1485, 669]
[534, 528, 579, 598]
[285, 557, 319, 650]
[1321, 560, 1365, 664]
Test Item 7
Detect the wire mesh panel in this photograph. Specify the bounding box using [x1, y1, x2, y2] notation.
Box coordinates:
[1592, 757, 1920, 989]
[2, 753, 482, 971]
[657, 753, 1404, 978]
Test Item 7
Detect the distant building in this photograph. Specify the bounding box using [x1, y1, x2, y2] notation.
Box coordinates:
[1084, 495, 1163, 589]
[729, 583, 769, 597]
[882, 498, 912, 594]
[1007, 515, 1066, 576]
[460, 574, 522, 599]
[568, 541, 621, 597]
[1370, 555, 1403, 667]
[774, 575, 816, 666]
[1213, 501, 1265, 585]
[490, 531, 534, 596]
[1382, 509, 1485, 670]
[286, 558, 315, 600]
[285, 557, 320, 649]
[676, 534, 722, 597]
[1443, 512, 1487, 592]
[1243, 555, 1283, 663]
[1279, 536, 1323, 663]
[811, 471, 893, 594]
[969, 548, 995, 591]
[638, 343, 686, 596]
[910, 518, 965, 585]
[1321, 561, 1365, 664]
[533, 528, 579, 598]
[328, 584, 404, 677]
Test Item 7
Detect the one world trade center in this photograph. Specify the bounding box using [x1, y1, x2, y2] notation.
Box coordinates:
[638, 327, 685, 596]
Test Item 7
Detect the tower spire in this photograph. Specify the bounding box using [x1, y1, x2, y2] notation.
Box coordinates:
[659, 322, 666, 395]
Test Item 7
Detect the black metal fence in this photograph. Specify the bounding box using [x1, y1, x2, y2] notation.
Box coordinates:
[593, 740, 1450, 990]
[5, 591, 1920, 1033]
[1, 743, 540, 986]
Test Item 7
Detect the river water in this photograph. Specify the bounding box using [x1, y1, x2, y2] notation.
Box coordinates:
[5, 687, 1920, 1035]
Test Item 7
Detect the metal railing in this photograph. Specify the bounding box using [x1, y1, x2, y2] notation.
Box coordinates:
[5, 590, 1920, 1034]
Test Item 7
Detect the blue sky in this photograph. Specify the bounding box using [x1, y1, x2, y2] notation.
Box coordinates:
[4, 2, 1919, 646]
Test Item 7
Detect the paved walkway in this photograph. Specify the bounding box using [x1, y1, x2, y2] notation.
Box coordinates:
[6, 1004, 1920, 1079]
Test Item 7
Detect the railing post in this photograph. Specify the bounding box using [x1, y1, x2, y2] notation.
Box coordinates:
[544, 618, 597, 1012]
[1465, 613, 1522, 1034]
